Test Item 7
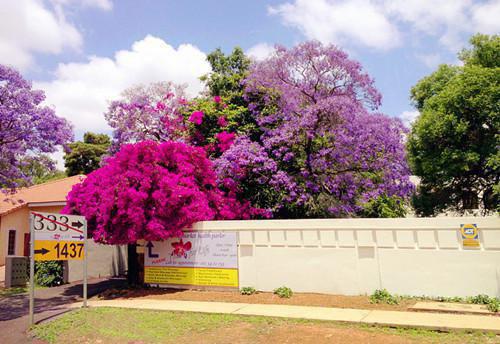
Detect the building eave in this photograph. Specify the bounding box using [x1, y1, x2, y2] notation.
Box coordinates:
[28, 201, 67, 208]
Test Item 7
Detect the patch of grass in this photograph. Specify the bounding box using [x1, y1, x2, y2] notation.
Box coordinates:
[32, 307, 236, 343]
[31, 307, 499, 344]
[0, 286, 27, 298]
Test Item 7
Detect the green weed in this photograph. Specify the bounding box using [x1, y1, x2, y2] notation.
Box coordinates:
[240, 286, 257, 295]
[273, 286, 293, 298]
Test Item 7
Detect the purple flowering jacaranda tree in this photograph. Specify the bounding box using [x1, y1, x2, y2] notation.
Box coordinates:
[217, 41, 414, 217]
[104, 82, 190, 152]
[0, 64, 73, 190]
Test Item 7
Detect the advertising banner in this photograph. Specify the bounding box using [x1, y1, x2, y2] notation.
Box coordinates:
[144, 232, 238, 288]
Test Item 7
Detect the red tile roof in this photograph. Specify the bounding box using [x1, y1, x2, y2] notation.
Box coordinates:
[0, 175, 85, 216]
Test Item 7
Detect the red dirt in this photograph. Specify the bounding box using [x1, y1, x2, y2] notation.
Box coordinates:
[97, 287, 416, 311]
[179, 321, 418, 344]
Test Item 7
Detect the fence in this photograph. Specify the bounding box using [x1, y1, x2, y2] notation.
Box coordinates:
[190, 217, 500, 297]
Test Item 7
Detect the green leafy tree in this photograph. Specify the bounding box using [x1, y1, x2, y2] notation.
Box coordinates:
[459, 34, 500, 68]
[198, 47, 260, 141]
[408, 34, 499, 215]
[362, 195, 408, 218]
[64, 132, 111, 176]
[17, 155, 66, 186]
[200, 47, 251, 106]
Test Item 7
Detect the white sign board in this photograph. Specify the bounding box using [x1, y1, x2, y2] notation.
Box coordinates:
[31, 212, 86, 241]
[145, 232, 238, 268]
[144, 232, 238, 288]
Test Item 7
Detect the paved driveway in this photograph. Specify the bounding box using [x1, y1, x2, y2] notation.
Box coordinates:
[0, 277, 125, 344]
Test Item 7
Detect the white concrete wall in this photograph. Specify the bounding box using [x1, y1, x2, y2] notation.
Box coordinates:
[66, 242, 127, 282]
[191, 217, 500, 297]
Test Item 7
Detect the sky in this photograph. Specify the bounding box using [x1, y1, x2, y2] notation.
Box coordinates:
[1, 0, 500, 165]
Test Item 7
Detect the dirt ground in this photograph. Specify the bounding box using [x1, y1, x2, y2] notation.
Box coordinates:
[179, 322, 418, 344]
[97, 287, 416, 311]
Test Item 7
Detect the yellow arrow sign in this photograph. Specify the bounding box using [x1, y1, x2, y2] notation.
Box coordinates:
[34, 240, 85, 261]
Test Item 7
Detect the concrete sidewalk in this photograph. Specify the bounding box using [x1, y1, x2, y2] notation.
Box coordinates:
[72, 298, 500, 334]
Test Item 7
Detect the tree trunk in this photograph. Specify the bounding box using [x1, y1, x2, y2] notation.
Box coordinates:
[127, 243, 138, 286]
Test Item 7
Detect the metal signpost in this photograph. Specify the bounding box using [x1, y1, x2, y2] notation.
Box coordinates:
[29, 211, 88, 325]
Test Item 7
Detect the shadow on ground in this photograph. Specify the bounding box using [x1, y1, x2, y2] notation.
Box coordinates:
[0, 278, 126, 322]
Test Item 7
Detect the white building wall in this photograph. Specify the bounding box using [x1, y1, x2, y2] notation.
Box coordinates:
[191, 217, 500, 297]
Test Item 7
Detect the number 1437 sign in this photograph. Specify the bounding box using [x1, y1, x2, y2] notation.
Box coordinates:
[30, 212, 87, 261]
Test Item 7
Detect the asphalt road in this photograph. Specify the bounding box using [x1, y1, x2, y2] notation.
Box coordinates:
[0, 277, 126, 344]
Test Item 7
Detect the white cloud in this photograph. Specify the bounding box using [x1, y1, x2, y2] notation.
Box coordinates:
[0, 0, 113, 71]
[270, 0, 500, 52]
[0, 0, 82, 71]
[36, 35, 211, 133]
[471, 0, 500, 34]
[51, 147, 66, 170]
[399, 110, 420, 127]
[385, 0, 473, 51]
[384, 1, 470, 35]
[269, 0, 400, 50]
[51, 0, 113, 11]
[247, 43, 275, 60]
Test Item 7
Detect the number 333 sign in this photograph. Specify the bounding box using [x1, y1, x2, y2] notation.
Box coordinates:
[30, 212, 87, 261]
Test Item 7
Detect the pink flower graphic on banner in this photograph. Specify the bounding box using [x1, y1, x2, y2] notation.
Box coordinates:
[171, 239, 192, 258]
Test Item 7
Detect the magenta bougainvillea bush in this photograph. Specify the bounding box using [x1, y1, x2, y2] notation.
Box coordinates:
[63, 141, 262, 244]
